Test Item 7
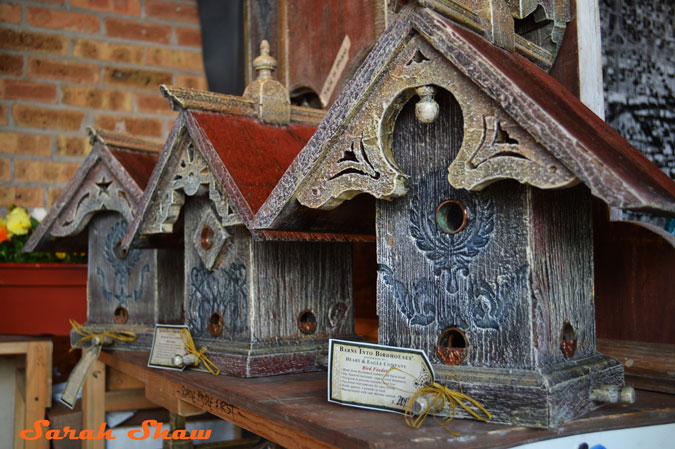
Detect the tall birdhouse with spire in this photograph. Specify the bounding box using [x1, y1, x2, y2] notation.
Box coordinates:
[122, 43, 371, 377]
[252, 4, 675, 426]
[24, 129, 184, 351]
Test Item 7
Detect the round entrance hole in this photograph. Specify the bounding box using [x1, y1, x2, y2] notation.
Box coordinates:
[200, 226, 213, 250]
[561, 321, 577, 358]
[208, 312, 224, 337]
[113, 306, 128, 324]
[297, 309, 317, 335]
[113, 241, 128, 259]
[436, 327, 468, 365]
[436, 200, 468, 234]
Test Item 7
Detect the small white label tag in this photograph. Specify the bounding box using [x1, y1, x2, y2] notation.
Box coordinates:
[148, 324, 190, 371]
[60, 343, 101, 409]
[328, 339, 434, 414]
[320, 35, 351, 107]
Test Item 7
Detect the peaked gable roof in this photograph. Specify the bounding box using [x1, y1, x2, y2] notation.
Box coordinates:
[122, 87, 374, 250]
[254, 5, 675, 231]
[24, 129, 162, 252]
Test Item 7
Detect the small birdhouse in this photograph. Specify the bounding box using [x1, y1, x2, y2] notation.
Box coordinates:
[122, 43, 371, 377]
[253, 6, 675, 426]
[24, 129, 184, 351]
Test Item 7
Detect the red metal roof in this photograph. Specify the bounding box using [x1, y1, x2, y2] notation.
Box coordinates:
[191, 111, 316, 215]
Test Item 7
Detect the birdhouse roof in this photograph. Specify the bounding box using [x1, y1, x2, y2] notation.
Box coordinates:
[24, 128, 162, 252]
[254, 5, 675, 231]
[122, 87, 374, 251]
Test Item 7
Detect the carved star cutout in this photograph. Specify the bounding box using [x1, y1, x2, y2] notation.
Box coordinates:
[96, 178, 113, 198]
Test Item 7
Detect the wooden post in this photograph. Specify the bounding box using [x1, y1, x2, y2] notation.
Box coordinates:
[24, 341, 52, 449]
[82, 359, 106, 449]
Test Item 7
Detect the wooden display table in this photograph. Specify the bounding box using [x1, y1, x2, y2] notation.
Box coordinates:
[81, 350, 675, 449]
[0, 336, 52, 449]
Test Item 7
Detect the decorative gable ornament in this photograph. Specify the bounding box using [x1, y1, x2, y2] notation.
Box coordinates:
[24, 129, 184, 351]
[122, 43, 365, 377]
[255, 5, 675, 427]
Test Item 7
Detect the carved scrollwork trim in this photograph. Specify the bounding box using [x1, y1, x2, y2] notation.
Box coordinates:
[52, 162, 134, 237]
[147, 135, 243, 236]
[295, 35, 576, 210]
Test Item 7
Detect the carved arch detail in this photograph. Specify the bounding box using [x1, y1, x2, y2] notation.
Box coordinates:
[52, 162, 135, 237]
[141, 130, 243, 236]
[296, 35, 576, 210]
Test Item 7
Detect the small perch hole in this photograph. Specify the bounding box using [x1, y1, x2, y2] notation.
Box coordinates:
[297, 309, 317, 335]
[208, 312, 224, 337]
[436, 327, 468, 365]
[113, 306, 128, 324]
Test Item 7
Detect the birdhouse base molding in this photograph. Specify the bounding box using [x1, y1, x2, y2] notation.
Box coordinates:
[70, 324, 156, 352]
[193, 335, 362, 378]
[433, 354, 624, 428]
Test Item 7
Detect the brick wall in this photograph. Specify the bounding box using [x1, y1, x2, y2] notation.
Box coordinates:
[0, 0, 207, 213]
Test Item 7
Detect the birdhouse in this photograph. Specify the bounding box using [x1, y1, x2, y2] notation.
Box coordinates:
[24, 129, 184, 351]
[122, 42, 371, 377]
[252, 5, 675, 426]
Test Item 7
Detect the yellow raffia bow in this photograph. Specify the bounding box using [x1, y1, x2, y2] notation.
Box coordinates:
[180, 328, 220, 376]
[404, 374, 492, 436]
[69, 319, 137, 350]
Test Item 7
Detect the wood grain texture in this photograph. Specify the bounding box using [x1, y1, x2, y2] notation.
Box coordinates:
[184, 197, 356, 377]
[82, 359, 105, 449]
[100, 351, 675, 449]
[594, 216, 675, 344]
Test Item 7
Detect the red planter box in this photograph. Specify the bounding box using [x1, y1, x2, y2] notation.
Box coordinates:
[0, 263, 87, 336]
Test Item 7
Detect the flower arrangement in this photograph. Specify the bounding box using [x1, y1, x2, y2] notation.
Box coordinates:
[0, 206, 87, 263]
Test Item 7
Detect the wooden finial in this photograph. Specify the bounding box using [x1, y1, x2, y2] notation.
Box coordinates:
[253, 40, 277, 81]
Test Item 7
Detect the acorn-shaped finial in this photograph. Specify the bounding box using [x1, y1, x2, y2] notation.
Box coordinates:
[253, 40, 276, 81]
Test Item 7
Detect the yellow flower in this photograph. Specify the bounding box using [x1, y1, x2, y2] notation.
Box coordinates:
[55, 252, 67, 259]
[7, 207, 32, 235]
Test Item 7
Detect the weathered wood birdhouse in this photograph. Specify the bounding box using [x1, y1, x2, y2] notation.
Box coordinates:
[24, 129, 184, 351]
[253, 5, 675, 426]
[122, 43, 371, 377]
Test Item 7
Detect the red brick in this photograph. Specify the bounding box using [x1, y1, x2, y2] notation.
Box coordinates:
[61, 85, 132, 111]
[136, 92, 173, 115]
[0, 132, 52, 156]
[33, 0, 66, 5]
[0, 158, 9, 182]
[27, 57, 100, 84]
[0, 4, 22, 25]
[0, 186, 45, 208]
[105, 18, 171, 44]
[71, 0, 140, 16]
[56, 136, 91, 157]
[175, 74, 207, 91]
[0, 28, 68, 55]
[146, 47, 203, 71]
[0, 53, 23, 76]
[73, 39, 144, 65]
[0, 80, 57, 104]
[48, 187, 63, 207]
[27, 7, 100, 34]
[176, 27, 201, 47]
[13, 105, 84, 131]
[95, 114, 163, 137]
[15, 160, 80, 184]
[103, 67, 171, 90]
[0, 104, 7, 126]
[146, 0, 199, 24]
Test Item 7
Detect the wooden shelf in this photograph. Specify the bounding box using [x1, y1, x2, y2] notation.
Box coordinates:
[89, 350, 675, 449]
